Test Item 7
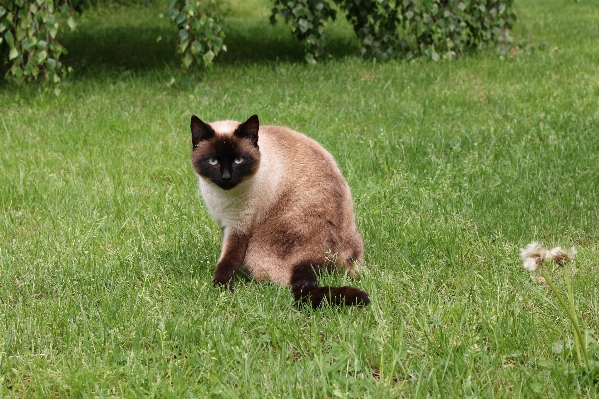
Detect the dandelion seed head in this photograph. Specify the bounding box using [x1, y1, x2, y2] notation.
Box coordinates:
[519, 242, 577, 271]
[547, 246, 576, 266]
[520, 242, 546, 262]
[546, 246, 566, 263]
[523, 256, 542, 272]
[546, 246, 565, 258]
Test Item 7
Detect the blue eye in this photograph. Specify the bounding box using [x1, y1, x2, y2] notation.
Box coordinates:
[208, 158, 218, 165]
[234, 157, 243, 164]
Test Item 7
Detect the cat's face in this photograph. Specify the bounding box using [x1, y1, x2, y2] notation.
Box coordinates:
[190, 115, 261, 190]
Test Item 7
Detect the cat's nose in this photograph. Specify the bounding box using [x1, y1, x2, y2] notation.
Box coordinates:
[222, 168, 232, 180]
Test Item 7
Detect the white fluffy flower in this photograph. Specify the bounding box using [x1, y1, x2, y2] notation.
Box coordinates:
[546, 246, 577, 266]
[523, 256, 542, 272]
[520, 242, 577, 271]
[520, 242, 546, 261]
[546, 246, 566, 260]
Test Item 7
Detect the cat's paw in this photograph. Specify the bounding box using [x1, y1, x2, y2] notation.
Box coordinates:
[213, 262, 236, 292]
[212, 276, 234, 292]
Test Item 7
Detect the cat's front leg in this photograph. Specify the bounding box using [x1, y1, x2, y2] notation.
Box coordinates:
[213, 230, 249, 291]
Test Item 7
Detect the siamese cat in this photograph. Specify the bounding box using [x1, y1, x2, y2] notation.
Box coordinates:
[190, 114, 369, 308]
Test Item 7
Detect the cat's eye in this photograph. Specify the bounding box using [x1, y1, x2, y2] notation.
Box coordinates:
[208, 158, 218, 165]
[234, 157, 243, 164]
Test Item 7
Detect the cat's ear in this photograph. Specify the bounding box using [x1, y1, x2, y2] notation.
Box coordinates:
[235, 115, 259, 147]
[191, 115, 214, 148]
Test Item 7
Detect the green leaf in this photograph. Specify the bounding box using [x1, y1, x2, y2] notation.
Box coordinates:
[183, 52, 193, 68]
[298, 18, 310, 33]
[213, 37, 223, 50]
[36, 50, 48, 63]
[9, 47, 18, 60]
[192, 40, 203, 54]
[67, 16, 77, 30]
[49, 24, 58, 38]
[16, 24, 25, 41]
[179, 28, 189, 41]
[202, 50, 214, 66]
[22, 38, 32, 51]
[179, 38, 189, 53]
[190, 19, 201, 31]
[5, 30, 14, 46]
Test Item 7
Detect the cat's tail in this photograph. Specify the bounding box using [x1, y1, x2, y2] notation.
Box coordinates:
[290, 262, 370, 309]
[297, 286, 371, 308]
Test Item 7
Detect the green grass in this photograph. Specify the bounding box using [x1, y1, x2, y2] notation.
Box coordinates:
[1, 0, 599, 397]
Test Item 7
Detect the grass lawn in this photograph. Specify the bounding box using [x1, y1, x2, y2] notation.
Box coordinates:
[1, 0, 599, 397]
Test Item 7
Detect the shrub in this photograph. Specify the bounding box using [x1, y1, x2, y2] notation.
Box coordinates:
[270, 0, 338, 63]
[163, 0, 226, 85]
[1, 0, 516, 88]
[272, 0, 517, 61]
[345, 0, 516, 60]
[0, 0, 78, 94]
[0, 0, 225, 89]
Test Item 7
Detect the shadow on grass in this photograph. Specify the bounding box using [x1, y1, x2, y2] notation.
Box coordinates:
[60, 10, 360, 80]
[62, 24, 177, 78]
[217, 20, 361, 66]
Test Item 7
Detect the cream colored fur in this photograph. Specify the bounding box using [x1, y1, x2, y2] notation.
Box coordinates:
[197, 121, 363, 286]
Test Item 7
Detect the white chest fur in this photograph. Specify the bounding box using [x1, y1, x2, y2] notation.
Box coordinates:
[198, 178, 255, 230]
[197, 142, 282, 233]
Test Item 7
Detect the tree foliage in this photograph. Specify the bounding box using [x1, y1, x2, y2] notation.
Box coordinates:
[163, 0, 226, 85]
[0, 0, 225, 90]
[342, 0, 517, 60]
[270, 0, 337, 63]
[0, 0, 78, 94]
[1, 0, 517, 88]
[271, 0, 517, 61]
